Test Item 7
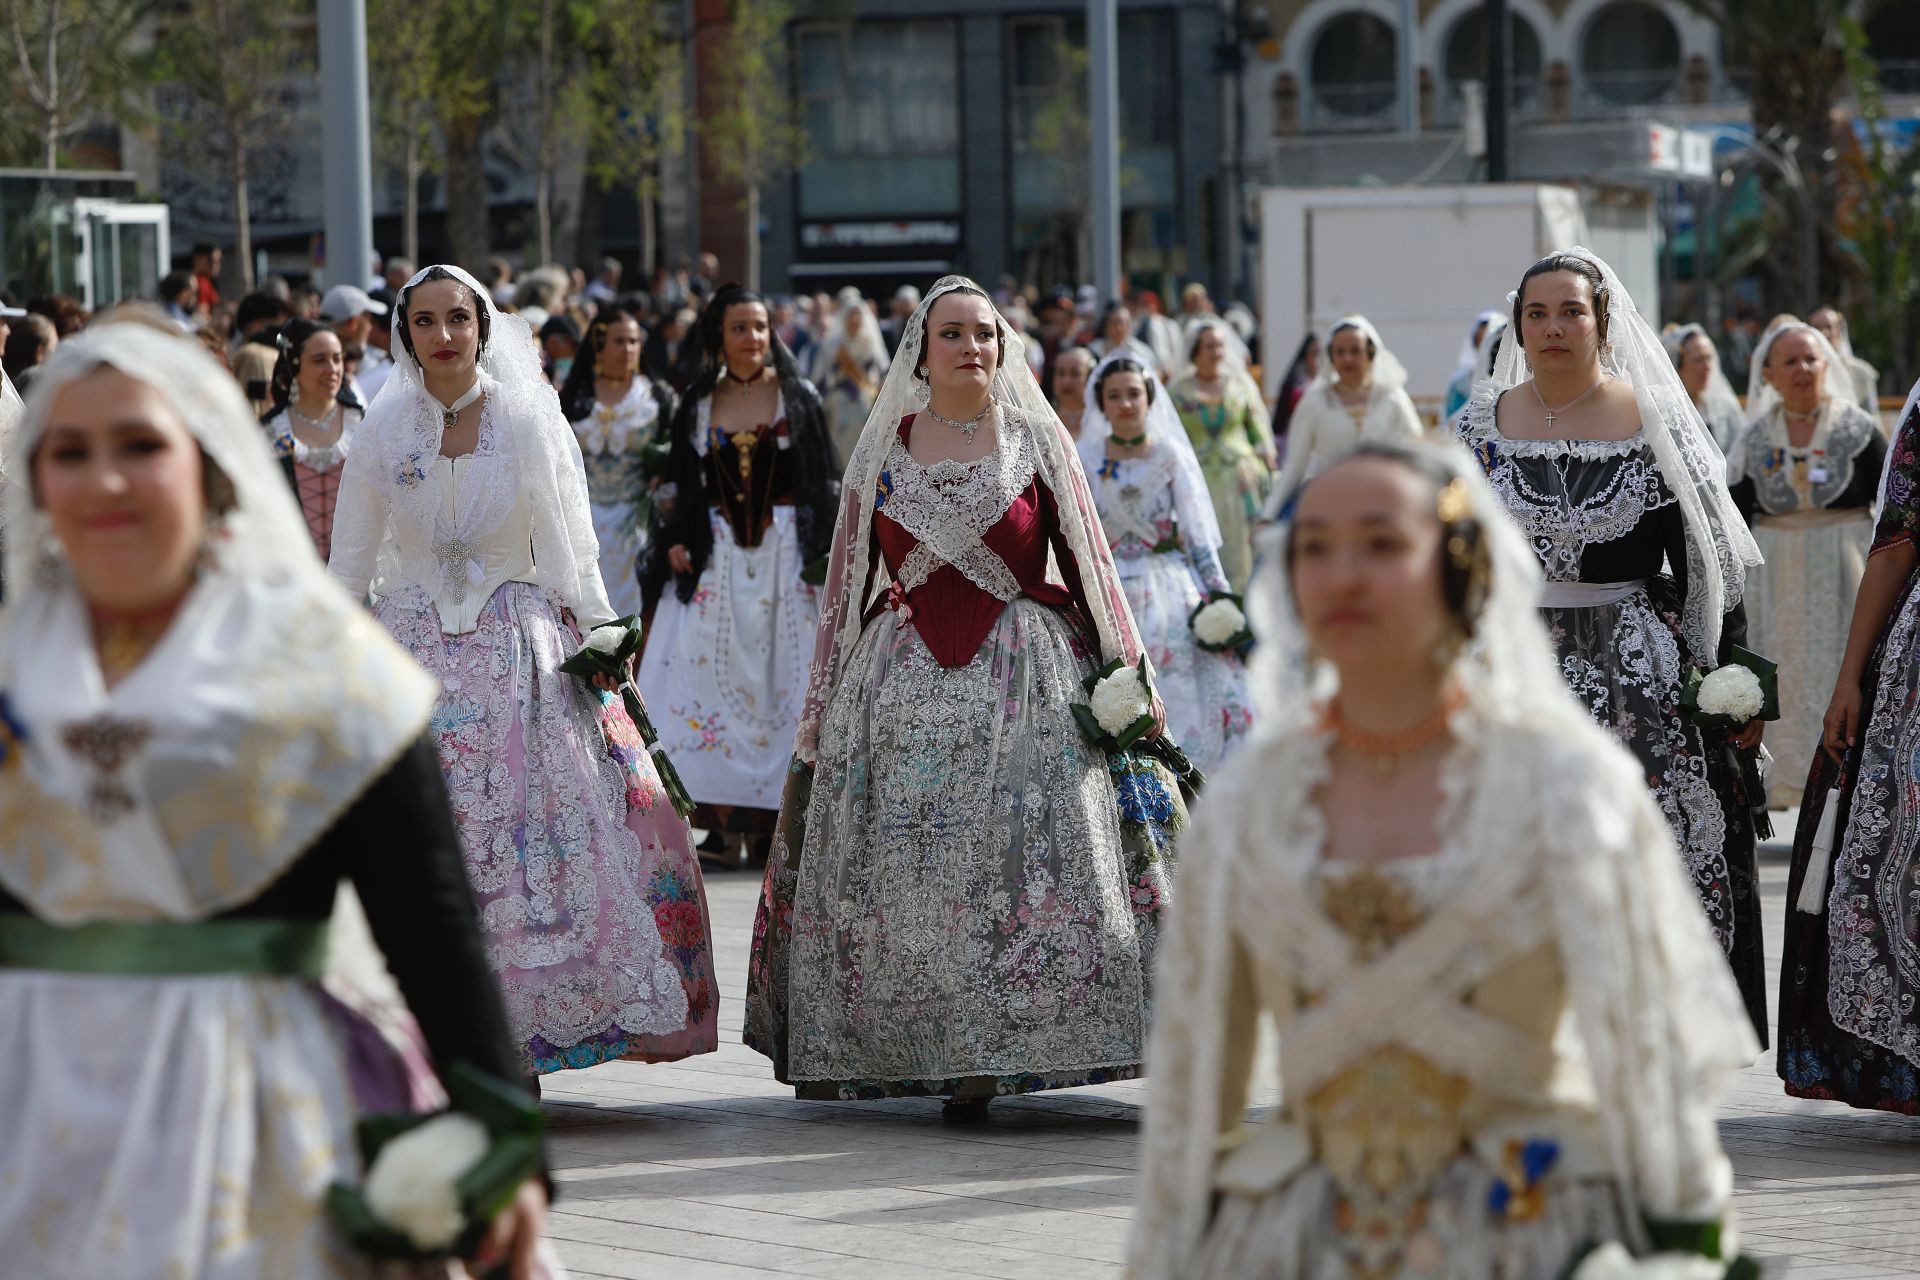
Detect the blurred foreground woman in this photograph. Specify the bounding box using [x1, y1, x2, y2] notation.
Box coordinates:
[0, 320, 552, 1277]
[1131, 439, 1757, 1280]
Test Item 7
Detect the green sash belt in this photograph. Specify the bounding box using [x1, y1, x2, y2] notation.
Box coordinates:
[0, 915, 328, 978]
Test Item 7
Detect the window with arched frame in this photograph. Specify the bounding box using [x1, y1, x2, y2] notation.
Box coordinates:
[1580, 0, 1681, 108]
[1440, 6, 1544, 122]
[1307, 10, 1399, 130]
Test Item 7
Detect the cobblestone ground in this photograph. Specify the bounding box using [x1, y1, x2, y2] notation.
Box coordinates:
[541, 830, 1920, 1278]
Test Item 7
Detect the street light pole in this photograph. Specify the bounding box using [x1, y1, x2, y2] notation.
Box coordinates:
[1486, 0, 1510, 182]
[1088, 0, 1121, 301]
[318, 0, 375, 290]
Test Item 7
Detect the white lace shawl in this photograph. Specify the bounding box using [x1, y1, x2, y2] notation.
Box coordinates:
[1270, 377, 1426, 509]
[1489, 248, 1760, 661]
[0, 323, 437, 923]
[1133, 437, 1755, 1276]
[328, 264, 616, 628]
[792, 275, 1145, 764]
[1076, 348, 1223, 554]
[1128, 720, 1756, 1277]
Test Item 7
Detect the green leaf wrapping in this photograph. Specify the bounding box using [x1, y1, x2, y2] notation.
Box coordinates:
[1187, 591, 1255, 656]
[622, 686, 697, 821]
[326, 1061, 545, 1263]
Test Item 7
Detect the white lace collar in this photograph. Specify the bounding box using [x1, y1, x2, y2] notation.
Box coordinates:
[1456, 388, 1647, 460]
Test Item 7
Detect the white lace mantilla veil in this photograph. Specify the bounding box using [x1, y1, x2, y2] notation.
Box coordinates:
[1320, 314, 1409, 392]
[1743, 320, 1857, 420]
[1130, 438, 1759, 1277]
[0, 321, 438, 925]
[809, 294, 888, 386]
[791, 274, 1145, 764]
[332, 263, 610, 623]
[1662, 323, 1743, 422]
[1178, 314, 1254, 379]
[1077, 348, 1224, 555]
[1488, 247, 1762, 661]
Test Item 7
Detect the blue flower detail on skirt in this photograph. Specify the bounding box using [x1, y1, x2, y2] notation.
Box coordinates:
[1112, 763, 1175, 825]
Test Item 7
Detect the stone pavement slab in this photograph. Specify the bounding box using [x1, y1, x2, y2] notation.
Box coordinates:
[542, 835, 1920, 1277]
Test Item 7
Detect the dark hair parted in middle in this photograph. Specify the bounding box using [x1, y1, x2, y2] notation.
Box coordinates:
[1094, 356, 1157, 409]
[1283, 440, 1494, 638]
[394, 266, 493, 367]
[1511, 252, 1611, 350]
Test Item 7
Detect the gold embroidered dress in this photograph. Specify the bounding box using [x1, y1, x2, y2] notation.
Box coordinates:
[1132, 440, 1756, 1280]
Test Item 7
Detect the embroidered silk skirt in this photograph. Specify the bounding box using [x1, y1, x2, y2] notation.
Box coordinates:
[377, 580, 717, 1072]
[637, 506, 818, 814]
[1543, 578, 1767, 1045]
[1117, 549, 1253, 774]
[743, 599, 1175, 1099]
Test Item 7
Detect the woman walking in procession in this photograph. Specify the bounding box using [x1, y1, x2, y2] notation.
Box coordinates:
[637, 286, 837, 857]
[1167, 317, 1279, 590]
[1456, 248, 1770, 1042]
[559, 308, 676, 619]
[1726, 320, 1883, 809]
[1080, 352, 1253, 772]
[744, 276, 1182, 1117]
[330, 265, 718, 1074]
[261, 318, 363, 561]
[1778, 383, 1920, 1114]
[0, 319, 556, 1277]
[1132, 439, 1758, 1279]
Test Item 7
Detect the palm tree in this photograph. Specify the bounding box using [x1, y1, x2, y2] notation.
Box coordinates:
[1680, 0, 1891, 310]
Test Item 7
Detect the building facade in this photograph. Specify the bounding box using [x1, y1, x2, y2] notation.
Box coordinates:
[741, 0, 1229, 300]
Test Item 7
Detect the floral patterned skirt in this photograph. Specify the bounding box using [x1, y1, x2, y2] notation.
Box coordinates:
[742, 600, 1175, 1099]
[377, 581, 718, 1073]
[1118, 551, 1252, 773]
[1543, 580, 1767, 1045]
[1779, 572, 1920, 1112]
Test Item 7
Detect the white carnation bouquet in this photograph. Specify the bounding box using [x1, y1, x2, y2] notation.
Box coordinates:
[326, 1062, 543, 1262]
[1075, 656, 1158, 750]
[1188, 591, 1253, 655]
[1680, 645, 1778, 736]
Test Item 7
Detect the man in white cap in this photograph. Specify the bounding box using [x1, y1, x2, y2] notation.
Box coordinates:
[318, 284, 389, 408]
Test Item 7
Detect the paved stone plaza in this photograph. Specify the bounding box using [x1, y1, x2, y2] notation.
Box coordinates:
[541, 833, 1920, 1278]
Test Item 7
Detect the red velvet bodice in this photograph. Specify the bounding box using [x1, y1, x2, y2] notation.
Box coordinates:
[870, 417, 1091, 668]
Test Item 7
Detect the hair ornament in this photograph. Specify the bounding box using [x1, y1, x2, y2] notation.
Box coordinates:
[1435, 478, 1471, 525]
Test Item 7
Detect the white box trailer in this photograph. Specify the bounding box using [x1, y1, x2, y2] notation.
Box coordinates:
[1258, 183, 1659, 410]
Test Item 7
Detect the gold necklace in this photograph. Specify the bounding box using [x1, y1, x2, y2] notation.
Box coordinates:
[91, 596, 188, 683]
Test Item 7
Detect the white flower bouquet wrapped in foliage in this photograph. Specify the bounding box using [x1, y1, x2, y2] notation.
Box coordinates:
[1188, 592, 1253, 655]
[326, 1062, 543, 1262]
[1680, 645, 1778, 736]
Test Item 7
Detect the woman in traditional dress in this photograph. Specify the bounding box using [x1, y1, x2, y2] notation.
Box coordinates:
[637, 286, 837, 856]
[1168, 318, 1278, 590]
[1456, 248, 1770, 1042]
[261, 318, 362, 560]
[330, 264, 717, 1074]
[1726, 321, 1883, 809]
[1666, 323, 1745, 453]
[1091, 298, 1159, 374]
[1080, 353, 1252, 772]
[559, 309, 675, 618]
[1442, 307, 1504, 420]
[1271, 332, 1320, 445]
[1131, 438, 1757, 1280]
[0, 320, 556, 1277]
[743, 275, 1177, 1116]
[1777, 384, 1920, 1113]
[1048, 344, 1094, 440]
[1809, 306, 1881, 418]
[1271, 315, 1424, 517]
[811, 289, 888, 468]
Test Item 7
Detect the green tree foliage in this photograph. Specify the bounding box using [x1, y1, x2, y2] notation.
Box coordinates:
[702, 0, 808, 289]
[2, 0, 153, 168]
[561, 0, 684, 275]
[155, 0, 309, 288]
[1837, 17, 1920, 393]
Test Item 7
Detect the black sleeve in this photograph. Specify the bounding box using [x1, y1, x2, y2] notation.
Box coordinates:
[780, 375, 841, 566]
[336, 735, 528, 1092]
[640, 393, 714, 610]
[1729, 476, 1757, 525]
[1843, 432, 1888, 510]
